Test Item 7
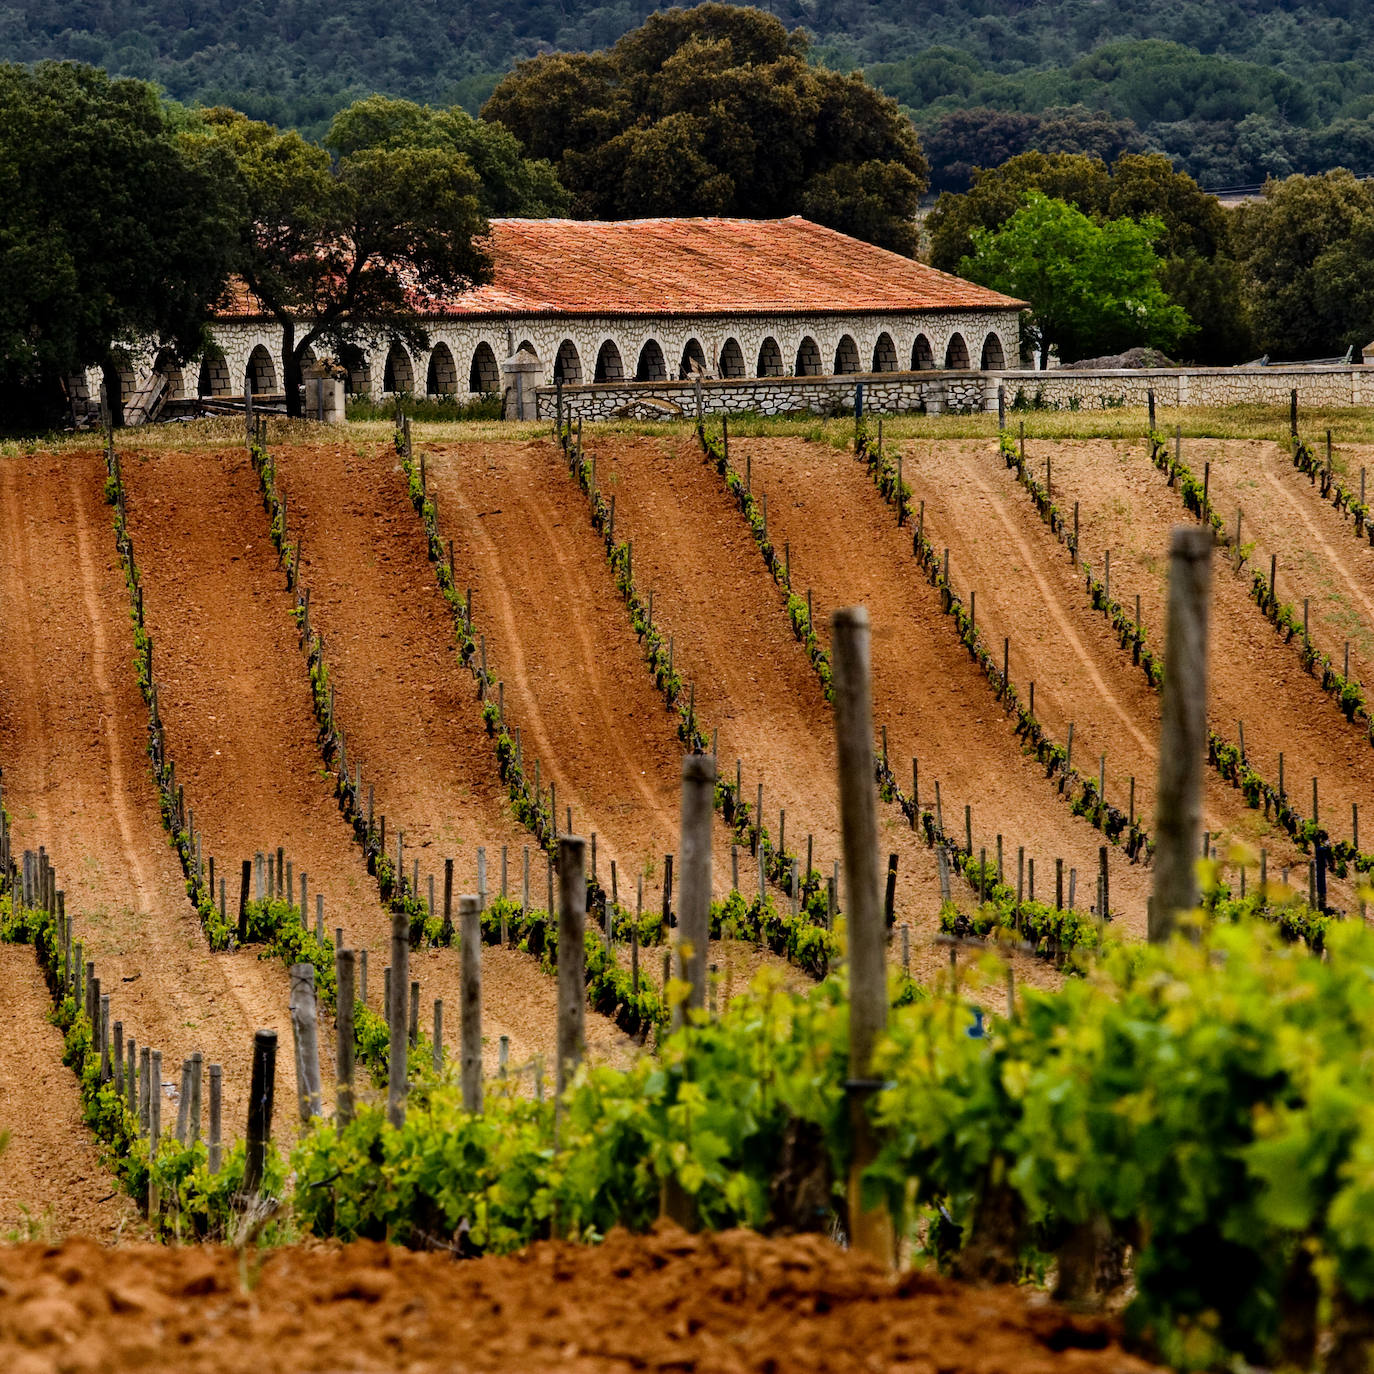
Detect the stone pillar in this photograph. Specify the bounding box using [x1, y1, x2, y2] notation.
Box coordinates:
[305, 377, 345, 422]
[501, 346, 543, 421]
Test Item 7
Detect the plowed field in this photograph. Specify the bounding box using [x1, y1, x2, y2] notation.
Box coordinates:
[737, 437, 1155, 933]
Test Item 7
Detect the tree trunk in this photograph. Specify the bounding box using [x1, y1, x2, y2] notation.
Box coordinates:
[100, 357, 125, 428]
[280, 318, 303, 419]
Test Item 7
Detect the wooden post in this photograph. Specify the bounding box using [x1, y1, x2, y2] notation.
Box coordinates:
[1147, 390, 1156, 432]
[556, 836, 587, 1096]
[831, 606, 893, 1265]
[460, 894, 482, 1112]
[432, 1001, 443, 1076]
[244, 1030, 276, 1196]
[1017, 846, 1025, 903]
[139, 1045, 150, 1135]
[387, 908, 409, 1127]
[676, 755, 715, 1025]
[1056, 858, 1064, 910]
[290, 963, 323, 1122]
[113, 1021, 124, 1097]
[1290, 388, 1298, 437]
[336, 949, 355, 1129]
[408, 981, 420, 1048]
[1151, 526, 1213, 941]
[208, 1063, 222, 1171]
[238, 859, 251, 943]
[148, 1049, 162, 1217]
[661, 852, 674, 933]
[1099, 846, 1109, 919]
[964, 804, 973, 856]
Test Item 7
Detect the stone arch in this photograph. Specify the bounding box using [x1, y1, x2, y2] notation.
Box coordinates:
[245, 344, 277, 395]
[517, 339, 536, 357]
[719, 338, 745, 378]
[679, 337, 706, 379]
[833, 334, 861, 375]
[944, 332, 970, 370]
[427, 343, 458, 395]
[872, 332, 898, 373]
[595, 339, 624, 382]
[794, 336, 821, 377]
[912, 334, 934, 370]
[980, 332, 1006, 370]
[340, 343, 372, 395]
[383, 341, 414, 394]
[196, 344, 231, 398]
[757, 337, 783, 378]
[636, 338, 667, 382]
[469, 342, 499, 393]
[554, 339, 583, 385]
[298, 343, 318, 371]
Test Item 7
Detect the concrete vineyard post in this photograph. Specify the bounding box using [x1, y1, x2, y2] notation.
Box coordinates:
[208, 1064, 222, 1171]
[244, 1029, 277, 1197]
[1151, 527, 1213, 942]
[556, 836, 587, 1097]
[387, 908, 409, 1128]
[831, 606, 894, 1266]
[676, 755, 715, 1027]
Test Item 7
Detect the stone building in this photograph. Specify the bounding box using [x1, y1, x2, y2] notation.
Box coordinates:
[83, 216, 1025, 416]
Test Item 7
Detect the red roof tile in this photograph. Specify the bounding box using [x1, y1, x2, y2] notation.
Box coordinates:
[218, 217, 1026, 319]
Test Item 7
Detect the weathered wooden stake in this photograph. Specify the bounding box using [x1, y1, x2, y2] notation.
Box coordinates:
[290, 963, 323, 1122]
[336, 949, 355, 1129]
[1151, 526, 1212, 942]
[208, 1063, 222, 1171]
[676, 755, 716, 1025]
[244, 1030, 276, 1196]
[460, 894, 482, 1112]
[557, 836, 587, 1096]
[387, 908, 409, 1127]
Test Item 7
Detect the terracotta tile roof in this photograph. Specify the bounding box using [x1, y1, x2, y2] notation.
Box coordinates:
[217, 217, 1026, 319]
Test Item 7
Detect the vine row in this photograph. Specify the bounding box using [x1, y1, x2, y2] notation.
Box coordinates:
[1290, 434, 1373, 545]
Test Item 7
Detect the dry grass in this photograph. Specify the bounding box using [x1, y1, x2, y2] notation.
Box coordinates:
[7, 401, 1374, 458]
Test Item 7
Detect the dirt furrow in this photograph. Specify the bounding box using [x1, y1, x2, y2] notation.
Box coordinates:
[738, 438, 1155, 936]
[0, 451, 291, 1148]
[899, 439, 1320, 880]
[270, 440, 635, 1069]
[596, 434, 952, 952]
[1023, 438, 1373, 865]
[1190, 438, 1374, 690]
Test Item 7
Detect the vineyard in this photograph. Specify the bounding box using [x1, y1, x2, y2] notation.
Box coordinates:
[0, 403, 1372, 1372]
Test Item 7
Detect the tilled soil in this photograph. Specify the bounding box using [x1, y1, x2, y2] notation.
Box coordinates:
[1028, 439, 1373, 879]
[122, 447, 627, 1080]
[423, 440, 736, 909]
[1191, 437, 1374, 693]
[0, 947, 136, 1240]
[0, 450, 294, 1156]
[898, 438, 1322, 890]
[595, 433, 984, 984]
[740, 438, 1155, 934]
[0, 1227, 1161, 1374]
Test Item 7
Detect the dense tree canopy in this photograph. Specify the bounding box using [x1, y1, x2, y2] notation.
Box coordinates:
[1230, 171, 1374, 360]
[482, 5, 928, 254]
[201, 105, 493, 416]
[0, 62, 239, 424]
[959, 193, 1193, 367]
[927, 152, 1250, 362]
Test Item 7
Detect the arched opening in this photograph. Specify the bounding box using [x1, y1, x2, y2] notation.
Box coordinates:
[911, 334, 934, 370]
[834, 335, 861, 375]
[794, 336, 821, 377]
[944, 333, 970, 370]
[595, 340, 624, 383]
[340, 344, 372, 395]
[872, 333, 898, 373]
[980, 333, 1006, 370]
[757, 337, 783, 378]
[554, 339, 583, 385]
[516, 339, 536, 358]
[719, 338, 745, 378]
[469, 342, 499, 393]
[245, 345, 277, 395]
[196, 345, 230, 398]
[679, 338, 706, 379]
[298, 343, 318, 372]
[383, 342, 414, 394]
[427, 343, 458, 395]
[635, 339, 666, 382]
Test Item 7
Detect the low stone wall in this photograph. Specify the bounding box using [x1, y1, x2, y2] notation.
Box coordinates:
[537, 362, 1374, 421]
[536, 370, 991, 420]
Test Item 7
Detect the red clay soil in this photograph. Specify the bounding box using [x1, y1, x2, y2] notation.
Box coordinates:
[423, 440, 737, 909]
[1193, 438, 1374, 693]
[898, 438, 1322, 895]
[0, 1227, 1161, 1374]
[739, 438, 1155, 934]
[0, 947, 136, 1240]
[597, 435, 958, 963]
[122, 446, 622, 1080]
[1029, 439, 1373, 871]
[0, 450, 295, 1153]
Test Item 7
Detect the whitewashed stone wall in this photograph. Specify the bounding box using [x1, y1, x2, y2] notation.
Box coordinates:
[997, 365, 1374, 410]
